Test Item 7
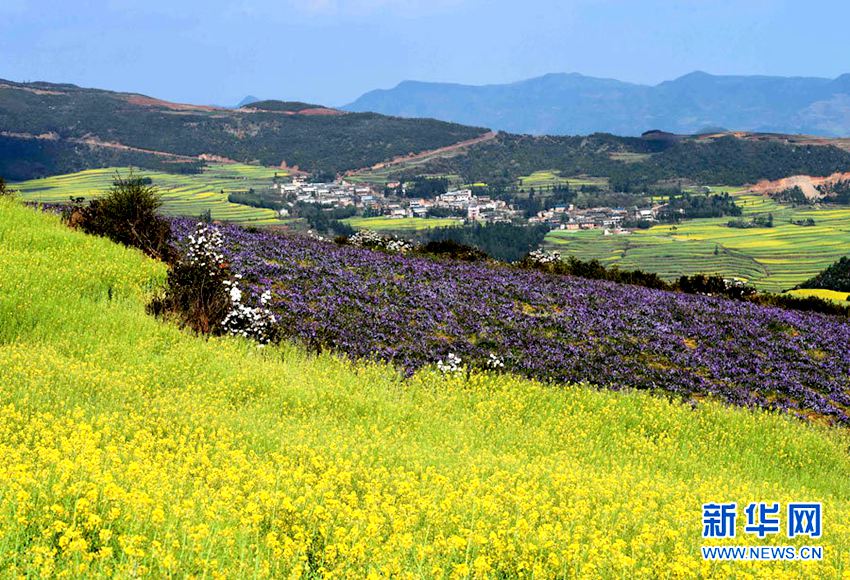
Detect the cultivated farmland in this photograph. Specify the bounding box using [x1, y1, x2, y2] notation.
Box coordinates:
[546, 191, 850, 292]
[343, 216, 463, 232]
[12, 164, 288, 225]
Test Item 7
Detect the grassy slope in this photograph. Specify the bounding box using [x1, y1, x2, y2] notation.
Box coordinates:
[546, 192, 850, 292]
[1, 199, 849, 577]
[12, 164, 289, 226]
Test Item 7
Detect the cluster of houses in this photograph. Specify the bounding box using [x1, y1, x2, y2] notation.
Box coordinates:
[419, 189, 514, 221]
[271, 176, 663, 231]
[274, 178, 376, 212]
[529, 204, 660, 233]
[274, 179, 516, 223]
[378, 189, 515, 222]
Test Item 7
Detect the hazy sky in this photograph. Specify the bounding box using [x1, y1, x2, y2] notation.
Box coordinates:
[2, 0, 848, 107]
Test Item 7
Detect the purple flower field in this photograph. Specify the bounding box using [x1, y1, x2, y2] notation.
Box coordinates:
[173, 220, 850, 424]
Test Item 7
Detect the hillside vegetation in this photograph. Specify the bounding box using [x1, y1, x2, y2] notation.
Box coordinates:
[0, 80, 485, 179]
[173, 218, 850, 424]
[798, 256, 850, 293]
[13, 165, 287, 225]
[1, 199, 850, 576]
[408, 133, 850, 189]
[5, 79, 850, 191]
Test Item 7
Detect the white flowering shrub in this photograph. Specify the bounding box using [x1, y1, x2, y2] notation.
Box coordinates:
[150, 222, 278, 344]
[348, 230, 383, 247]
[221, 277, 278, 345]
[436, 352, 463, 373]
[487, 353, 505, 369]
[526, 248, 562, 266]
[307, 229, 329, 242]
[185, 223, 226, 274]
[348, 230, 413, 254]
[384, 238, 414, 253]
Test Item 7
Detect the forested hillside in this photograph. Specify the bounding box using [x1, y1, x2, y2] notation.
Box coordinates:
[412, 133, 850, 188]
[0, 80, 486, 179]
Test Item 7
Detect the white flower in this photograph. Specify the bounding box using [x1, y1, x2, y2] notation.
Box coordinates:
[487, 353, 505, 369]
[527, 248, 561, 265]
[437, 352, 463, 373]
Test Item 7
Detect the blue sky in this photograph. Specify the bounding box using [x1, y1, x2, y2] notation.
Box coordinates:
[1, 0, 848, 107]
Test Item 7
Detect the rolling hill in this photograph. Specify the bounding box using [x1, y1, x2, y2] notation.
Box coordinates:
[345, 71, 850, 137]
[4, 77, 850, 192]
[0, 79, 487, 180]
[2, 198, 850, 576]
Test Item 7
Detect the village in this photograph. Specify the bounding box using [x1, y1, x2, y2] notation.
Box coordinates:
[272, 176, 662, 232]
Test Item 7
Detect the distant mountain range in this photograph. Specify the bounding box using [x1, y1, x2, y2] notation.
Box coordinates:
[236, 95, 260, 108]
[345, 71, 850, 137]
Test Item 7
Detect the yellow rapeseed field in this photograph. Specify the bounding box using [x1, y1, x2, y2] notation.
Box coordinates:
[1, 199, 849, 578]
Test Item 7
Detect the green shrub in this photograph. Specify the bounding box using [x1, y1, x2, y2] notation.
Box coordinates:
[418, 239, 491, 262]
[66, 173, 174, 261]
[0, 176, 13, 198]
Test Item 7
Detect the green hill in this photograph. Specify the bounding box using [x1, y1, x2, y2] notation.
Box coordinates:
[0, 79, 486, 180]
[5, 79, 850, 190]
[395, 132, 850, 188]
[798, 256, 850, 293]
[1, 198, 849, 576]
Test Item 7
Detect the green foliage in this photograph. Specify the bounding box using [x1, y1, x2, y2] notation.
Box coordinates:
[774, 185, 809, 205]
[753, 292, 850, 317]
[67, 172, 173, 260]
[148, 256, 231, 335]
[0, 134, 205, 181]
[523, 255, 670, 290]
[727, 214, 773, 228]
[814, 179, 850, 204]
[791, 217, 816, 227]
[798, 256, 850, 293]
[416, 239, 491, 262]
[293, 202, 356, 236]
[422, 222, 550, 262]
[658, 192, 742, 221]
[227, 190, 284, 211]
[242, 100, 326, 112]
[405, 176, 449, 198]
[412, 133, 850, 190]
[426, 206, 465, 218]
[0, 176, 12, 197]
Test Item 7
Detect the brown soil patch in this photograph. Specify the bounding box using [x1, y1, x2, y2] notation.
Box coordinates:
[198, 154, 239, 164]
[357, 130, 499, 173]
[0, 131, 59, 141]
[751, 172, 850, 199]
[0, 83, 65, 96]
[124, 94, 221, 113]
[295, 107, 345, 116]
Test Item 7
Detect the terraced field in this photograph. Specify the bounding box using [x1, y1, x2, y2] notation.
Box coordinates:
[13, 164, 289, 225]
[343, 216, 462, 231]
[518, 170, 607, 190]
[546, 191, 850, 292]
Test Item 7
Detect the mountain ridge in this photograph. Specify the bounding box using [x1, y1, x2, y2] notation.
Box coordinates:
[345, 71, 850, 137]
